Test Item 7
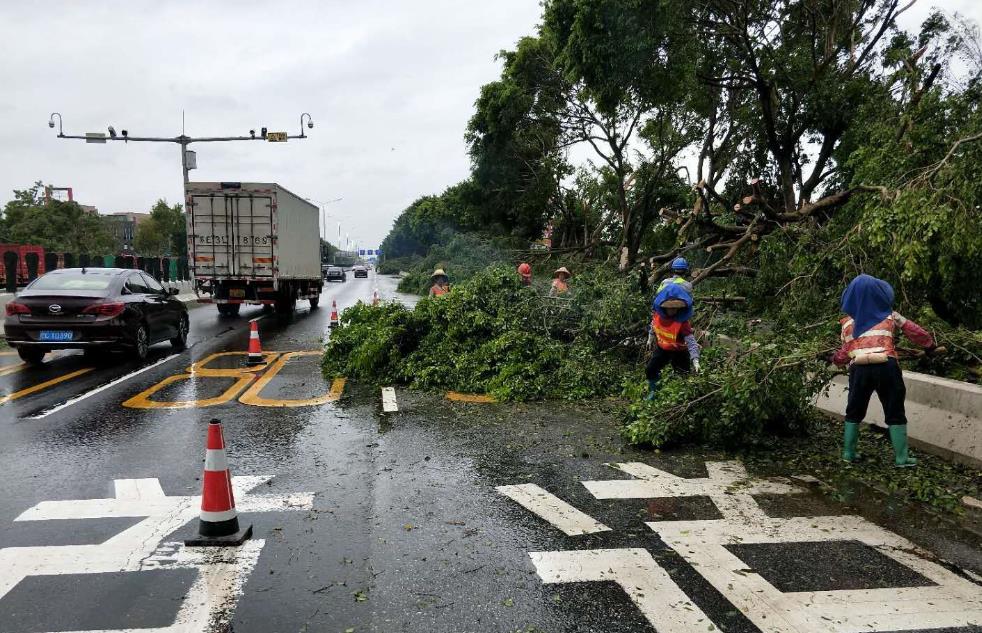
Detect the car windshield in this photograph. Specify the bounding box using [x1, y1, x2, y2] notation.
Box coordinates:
[28, 272, 114, 292]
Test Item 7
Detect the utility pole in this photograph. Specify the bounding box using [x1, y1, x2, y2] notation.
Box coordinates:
[48, 112, 314, 185]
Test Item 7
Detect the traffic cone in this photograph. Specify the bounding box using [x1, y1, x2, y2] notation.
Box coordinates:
[246, 320, 263, 366]
[372, 288, 380, 306]
[329, 299, 339, 328]
[185, 419, 252, 546]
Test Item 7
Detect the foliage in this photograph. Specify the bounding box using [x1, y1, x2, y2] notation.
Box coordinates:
[324, 266, 639, 401]
[134, 199, 186, 257]
[0, 181, 114, 254]
[623, 338, 834, 448]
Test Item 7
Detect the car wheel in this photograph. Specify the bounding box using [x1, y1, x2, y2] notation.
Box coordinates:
[170, 315, 189, 350]
[133, 324, 150, 360]
[309, 296, 320, 309]
[17, 347, 45, 366]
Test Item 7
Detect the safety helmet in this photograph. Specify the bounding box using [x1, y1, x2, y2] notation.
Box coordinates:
[671, 257, 689, 272]
[517, 263, 531, 276]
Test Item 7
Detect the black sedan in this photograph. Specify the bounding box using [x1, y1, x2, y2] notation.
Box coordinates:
[3, 268, 189, 365]
[324, 266, 347, 282]
[352, 265, 368, 278]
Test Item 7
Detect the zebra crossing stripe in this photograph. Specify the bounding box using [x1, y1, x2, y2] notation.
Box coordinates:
[497, 484, 610, 536]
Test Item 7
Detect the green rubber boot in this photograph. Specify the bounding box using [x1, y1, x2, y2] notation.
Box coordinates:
[841, 420, 861, 463]
[645, 379, 658, 401]
[889, 425, 917, 467]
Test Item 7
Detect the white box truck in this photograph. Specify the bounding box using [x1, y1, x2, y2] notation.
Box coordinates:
[185, 182, 322, 315]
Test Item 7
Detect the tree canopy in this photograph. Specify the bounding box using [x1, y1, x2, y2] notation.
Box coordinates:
[0, 181, 115, 254]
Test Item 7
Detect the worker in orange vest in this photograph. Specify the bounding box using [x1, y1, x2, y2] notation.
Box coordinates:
[645, 283, 699, 400]
[831, 274, 935, 466]
[550, 267, 571, 296]
[517, 262, 532, 286]
[429, 269, 450, 297]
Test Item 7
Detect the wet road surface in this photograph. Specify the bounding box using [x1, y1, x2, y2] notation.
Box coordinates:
[1, 271, 980, 632]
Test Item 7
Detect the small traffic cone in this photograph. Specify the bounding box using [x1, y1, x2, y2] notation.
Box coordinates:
[329, 299, 340, 328]
[185, 419, 252, 546]
[372, 288, 380, 306]
[246, 320, 263, 366]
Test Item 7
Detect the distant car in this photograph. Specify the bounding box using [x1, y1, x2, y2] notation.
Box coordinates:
[352, 265, 368, 278]
[3, 268, 189, 365]
[324, 266, 346, 282]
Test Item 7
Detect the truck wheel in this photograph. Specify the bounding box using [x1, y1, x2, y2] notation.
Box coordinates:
[217, 303, 240, 317]
[17, 347, 45, 366]
[309, 296, 320, 309]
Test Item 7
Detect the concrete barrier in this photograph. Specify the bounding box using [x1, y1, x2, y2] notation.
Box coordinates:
[815, 370, 982, 467]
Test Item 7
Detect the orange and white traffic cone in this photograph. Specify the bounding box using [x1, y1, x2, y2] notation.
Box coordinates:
[246, 320, 263, 366]
[372, 288, 380, 306]
[329, 299, 339, 328]
[185, 419, 252, 546]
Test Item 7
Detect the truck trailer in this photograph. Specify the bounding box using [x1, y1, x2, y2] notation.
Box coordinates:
[186, 182, 322, 315]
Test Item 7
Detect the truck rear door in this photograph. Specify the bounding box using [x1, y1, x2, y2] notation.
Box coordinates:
[189, 193, 275, 279]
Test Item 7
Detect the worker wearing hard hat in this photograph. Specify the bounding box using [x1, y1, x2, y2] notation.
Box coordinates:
[549, 267, 571, 297]
[658, 257, 694, 294]
[429, 269, 450, 297]
[645, 283, 699, 400]
[517, 262, 532, 286]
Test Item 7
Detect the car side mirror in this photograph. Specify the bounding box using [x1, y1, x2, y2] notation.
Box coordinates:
[168, 287, 180, 296]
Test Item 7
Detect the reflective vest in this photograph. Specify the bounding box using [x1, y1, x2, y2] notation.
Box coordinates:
[652, 314, 686, 351]
[840, 314, 899, 361]
[431, 285, 448, 297]
[551, 279, 568, 294]
[658, 276, 693, 294]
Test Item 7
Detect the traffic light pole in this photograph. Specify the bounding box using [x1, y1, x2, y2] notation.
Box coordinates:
[48, 112, 314, 184]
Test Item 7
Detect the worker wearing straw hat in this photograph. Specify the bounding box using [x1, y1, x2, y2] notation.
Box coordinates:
[549, 267, 571, 297]
[429, 268, 450, 297]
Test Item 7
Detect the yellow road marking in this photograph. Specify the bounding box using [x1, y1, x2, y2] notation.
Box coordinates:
[0, 362, 26, 377]
[445, 391, 497, 404]
[122, 373, 254, 409]
[188, 351, 280, 376]
[0, 368, 94, 405]
[238, 351, 345, 407]
[0, 351, 17, 356]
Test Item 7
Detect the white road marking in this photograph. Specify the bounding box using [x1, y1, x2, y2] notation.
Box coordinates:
[496, 484, 610, 536]
[381, 386, 398, 412]
[26, 354, 183, 419]
[583, 460, 800, 522]
[648, 513, 982, 632]
[530, 548, 714, 632]
[0, 475, 313, 632]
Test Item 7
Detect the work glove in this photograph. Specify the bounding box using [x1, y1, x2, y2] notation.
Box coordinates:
[646, 331, 655, 351]
[692, 358, 701, 374]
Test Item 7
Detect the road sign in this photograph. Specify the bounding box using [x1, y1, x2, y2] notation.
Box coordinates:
[266, 132, 288, 142]
[84, 132, 107, 144]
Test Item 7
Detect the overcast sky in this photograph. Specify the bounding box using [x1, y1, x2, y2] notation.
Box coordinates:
[2, 1, 977, 249]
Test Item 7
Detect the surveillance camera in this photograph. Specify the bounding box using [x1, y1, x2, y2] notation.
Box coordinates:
[48, 121, 55, 128]
[261, 127, 267, 139]
[121, 129, 128, 137]
[107, 126, 117, 138]
[307, 120, 314, 129]
[250, 129, 256, 138]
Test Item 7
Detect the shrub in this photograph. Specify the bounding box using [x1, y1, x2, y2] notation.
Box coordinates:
[622, 338, 833, 448]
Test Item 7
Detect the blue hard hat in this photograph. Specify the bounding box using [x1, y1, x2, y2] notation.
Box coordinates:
[671, 257, 689, 272]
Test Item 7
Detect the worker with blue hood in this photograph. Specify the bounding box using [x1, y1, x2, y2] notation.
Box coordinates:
[831, 274, 935, 466]
[645, 282, 700, 400]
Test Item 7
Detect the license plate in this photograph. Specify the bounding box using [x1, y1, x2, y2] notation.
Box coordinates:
[40, 330, 73, 342]
[229, 289, 246, 298]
